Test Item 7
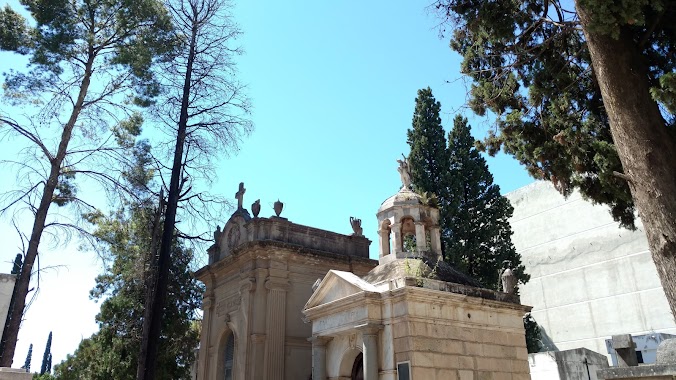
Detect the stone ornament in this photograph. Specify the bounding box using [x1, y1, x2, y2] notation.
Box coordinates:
[235, 182, 246, 210]
[227, 226, 240, 248]
[252, 199, 261, 217]
[396, 155, 412, 189]
[274, 199, 284, 217]
[214, 225, 222, 244]
[500, 260, 517, 294]
[350, 217, 363, 236]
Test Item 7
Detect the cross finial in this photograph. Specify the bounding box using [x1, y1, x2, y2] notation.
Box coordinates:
[235, 182, 246, 210]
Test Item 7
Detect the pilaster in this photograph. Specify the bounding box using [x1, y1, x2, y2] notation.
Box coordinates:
[309, 336, 332, 380]
[264, 279, 290, 380]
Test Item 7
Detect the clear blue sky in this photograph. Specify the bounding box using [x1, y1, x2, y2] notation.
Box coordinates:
[0, 0, 534, 368]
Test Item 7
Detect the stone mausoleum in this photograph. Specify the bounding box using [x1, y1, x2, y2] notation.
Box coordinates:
[196, 162, 532, 380]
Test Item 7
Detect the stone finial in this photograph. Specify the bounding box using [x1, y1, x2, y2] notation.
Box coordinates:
[251, 199, 261, 217]
[396, 155, 412, 189]
[350, 217, 363, 236]
[500, 260, 517, 294]
[235, 182, 246, 210]
[274, 199, 284, 217]
[214, 225, 222, 244]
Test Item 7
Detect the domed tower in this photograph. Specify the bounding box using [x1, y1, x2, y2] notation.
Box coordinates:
[376, 158, 442, 264]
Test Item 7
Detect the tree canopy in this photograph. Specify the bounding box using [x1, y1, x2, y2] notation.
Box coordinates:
[434, 0, 676, 316]
[407, 88, 528, 289]
[52, 146, 202, 380]
[0, 0, 175, 365]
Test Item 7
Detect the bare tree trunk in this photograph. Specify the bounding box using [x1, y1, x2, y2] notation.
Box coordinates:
[0, 55, 95, 367]
[577, 3, 676, 320]
[136, 19, 198, 380]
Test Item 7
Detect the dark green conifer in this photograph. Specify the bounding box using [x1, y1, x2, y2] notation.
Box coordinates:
[444, 116, 528, 289]
[22, 343, 32, 371]
[40, 332, 52, 375]
[406, 89, 528, 289]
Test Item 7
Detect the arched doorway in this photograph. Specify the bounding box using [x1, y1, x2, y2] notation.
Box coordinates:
[351, 352, 364, 380]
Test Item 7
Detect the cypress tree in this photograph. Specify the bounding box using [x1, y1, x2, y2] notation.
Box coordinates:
[406, 89, 528, 290]
[40, 331, 52, 375]
[22, 343, 32, 371]
[445, 115, 528, 289]
[407, 87, 451, 199]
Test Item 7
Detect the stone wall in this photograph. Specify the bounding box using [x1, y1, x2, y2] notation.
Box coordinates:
[0, 274, 16, 344]
[384, 287, 530, 380]
[506, 181, 676, 360]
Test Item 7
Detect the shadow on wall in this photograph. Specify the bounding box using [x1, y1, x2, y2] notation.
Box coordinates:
[541, 326, 559, 352]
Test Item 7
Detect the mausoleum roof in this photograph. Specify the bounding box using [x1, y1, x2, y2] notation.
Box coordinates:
[377, 188, 424, 214]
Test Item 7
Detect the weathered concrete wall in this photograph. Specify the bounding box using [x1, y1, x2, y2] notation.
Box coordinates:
[506, 181, 676, 361]
[0, 274, 16, 344]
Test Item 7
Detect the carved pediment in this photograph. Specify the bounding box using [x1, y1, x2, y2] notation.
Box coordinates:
[304, 270, 379, 310]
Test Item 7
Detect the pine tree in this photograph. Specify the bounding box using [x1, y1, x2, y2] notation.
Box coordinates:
[40, 332, 52, 375]
[445, 115, 528, 289]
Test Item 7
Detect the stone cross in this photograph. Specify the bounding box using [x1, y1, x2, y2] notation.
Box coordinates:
[235, 182, 246, 210]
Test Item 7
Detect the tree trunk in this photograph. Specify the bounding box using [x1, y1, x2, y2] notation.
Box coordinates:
[136, 20, 197, 380]
[577, 3, 676, 319]
[0, 56, 95, 367]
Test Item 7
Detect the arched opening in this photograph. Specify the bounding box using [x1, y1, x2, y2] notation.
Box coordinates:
[216, 330, 235, 380]
[224, 332, 234, 380]
[351, 352, 364, 380]
[401, 217, 416, 252]
[338, 348, 362, 379]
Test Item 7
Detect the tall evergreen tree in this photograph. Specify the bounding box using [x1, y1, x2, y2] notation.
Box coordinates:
[406, 89, 527, 289]
[445, 116, 528, 289]
[0, 0, 175, 365]
[433, 0, 676, 317]
[40, 332, 52, 375]
[21, 343, 32, 371]
[407, 88, 451, 199]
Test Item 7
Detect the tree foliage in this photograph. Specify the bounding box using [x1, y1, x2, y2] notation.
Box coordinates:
[433, 0, 676, 318]
[0, 0, 175, 365]
[523, 313, 542, 354]
[52, 147, 202, 380]
[137, 0, 252, 377]
[407, 88, 528, 290]
[40, 332, 52, 375]
[433, 0, 674, 229]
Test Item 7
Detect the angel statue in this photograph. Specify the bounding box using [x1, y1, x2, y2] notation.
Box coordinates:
[396, 155, 412, 189]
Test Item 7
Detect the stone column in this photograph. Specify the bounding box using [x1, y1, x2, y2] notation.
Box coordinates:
[309, 336, 332, 380]
[429, 226, 442, 259]
[378, 227, 391, 258]
[250, 269, 268, 380]
[264, 279, 289, 380]
[357, 324, 382, 380]
[414, 222, 426, 252]
[390, 223, 402, 255]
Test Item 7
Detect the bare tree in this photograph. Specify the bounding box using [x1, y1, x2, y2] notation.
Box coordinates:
[0, 0, 174, 365]
[136, 0, 252, 378]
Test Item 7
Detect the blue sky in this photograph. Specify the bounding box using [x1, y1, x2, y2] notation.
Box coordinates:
[0, 0, 534, 367]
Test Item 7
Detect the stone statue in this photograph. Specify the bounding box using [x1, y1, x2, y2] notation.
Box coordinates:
[350, 217, 363, 236]
[235, 182, 246, 210]
[214, 225, 222, 244]
[274, 199, 284, 217]
[500, 260, 517, 294]
[397, 156, 412, 189]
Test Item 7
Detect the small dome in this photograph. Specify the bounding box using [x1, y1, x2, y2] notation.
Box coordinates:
[378, 188, 423, 214]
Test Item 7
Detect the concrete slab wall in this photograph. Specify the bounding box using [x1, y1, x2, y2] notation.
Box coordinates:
[0, 274, 16, 344]
[506, 181, 676, 362]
